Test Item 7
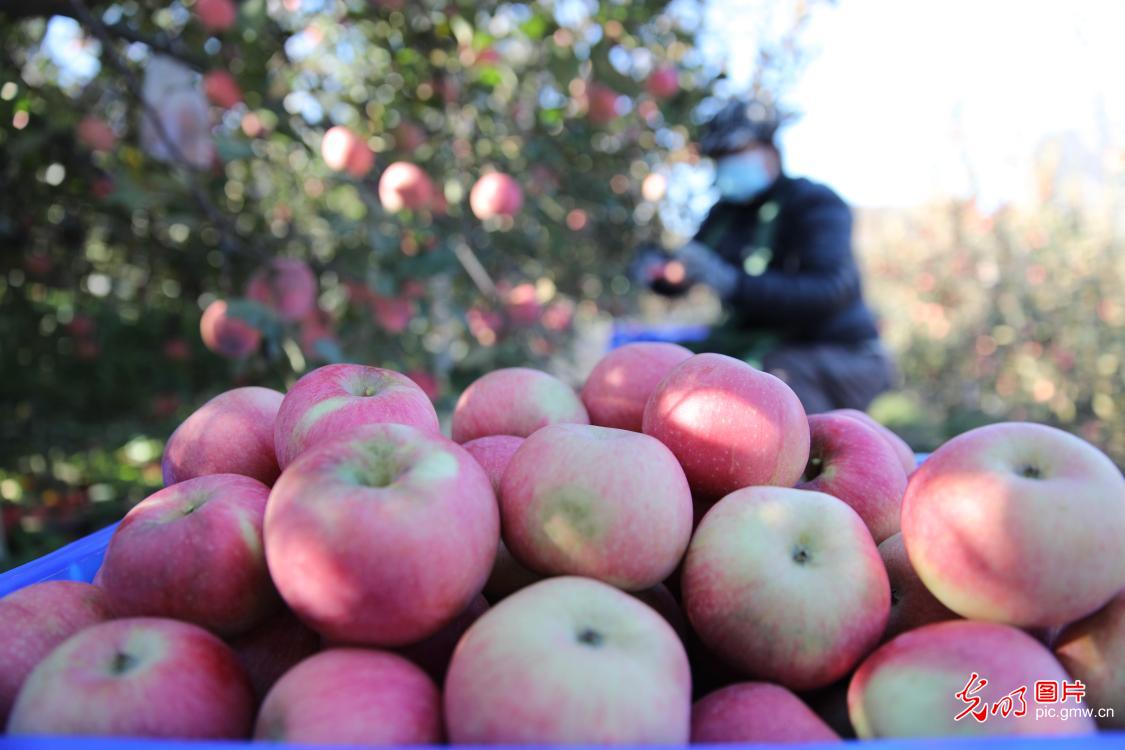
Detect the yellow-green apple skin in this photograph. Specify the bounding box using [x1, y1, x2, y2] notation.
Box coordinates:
[902, 422, 1125, 628]
[443, 576, 691, 744]
[848, 620, 1095, 738]
[682, 486, 889, 691]
[1053, 590, 1125, 729]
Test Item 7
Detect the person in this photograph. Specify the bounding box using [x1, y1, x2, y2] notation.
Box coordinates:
[655, 99, 895, 414]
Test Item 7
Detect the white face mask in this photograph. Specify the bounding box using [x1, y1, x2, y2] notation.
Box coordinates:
[714, 151, 773, 202]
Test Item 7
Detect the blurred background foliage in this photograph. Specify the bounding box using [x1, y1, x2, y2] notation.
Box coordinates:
[1, 0, 1122, 569]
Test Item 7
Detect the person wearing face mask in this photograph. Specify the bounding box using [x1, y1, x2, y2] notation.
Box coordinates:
[659, 99, 896, 414]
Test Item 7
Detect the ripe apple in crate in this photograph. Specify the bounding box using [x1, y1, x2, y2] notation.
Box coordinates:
[580, 342, 693, 432]
[444, 576, 691, 744]
[98, 474, 279, 636]
[902, 422, 1125, 628]
[7, 617, 253, 738]
[254, 649, 441, 745]
[878, 533, 959, 641]
[452, 367, 588, 443]
[829, 408, 916, 475]
[1053, 590, 1125, 729]
[692, 682, 840, 743]
[228, 607, 321, 704]
[265, 423, 499, 645]
[500, 423, 693, 590]
[274, 363, 440, 469]
[848, 620, 1095, 738]
[162, 386, 284, 486]
[683, 486, 889, 691]
[0, 581, 114, 725]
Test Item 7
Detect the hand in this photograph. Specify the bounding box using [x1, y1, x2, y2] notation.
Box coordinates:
[676, 241, 739, 300]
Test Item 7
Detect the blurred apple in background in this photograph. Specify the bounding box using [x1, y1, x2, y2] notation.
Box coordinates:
[902, 422, 1125, 628]
[203, 70, 242, 109]
[797, 413, 907, 543]
[76, 116, 116, 153]
[848, 620, 1095, 738]
[470, 172, 523, 220]
[581, 342, 693, 432]
[195, 0, 237, 32]
[162, 386, 284, 486]
[0, 581, 114, 726]
[7, 618, 254, 739]
[378, 162, 435, 213]
[98, 474, 279, 637]
[320, 126, 374, 178]
[199, 299, 260, 359]
[245, 258, 317, 322]
[254, 649, 441, 745]
[444, 577, 691, 744]
[646, 65, 680, 99]
[683, 487, 889, 691]
[451, 367, 588, 443]
[586, 83, 621, 125]
[1053, 590, 1125, 729]
[692, 682, 840, 744]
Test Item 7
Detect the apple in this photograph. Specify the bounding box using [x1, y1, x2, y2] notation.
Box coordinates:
[878, 533, 960, 641]
[273, 363, 440, 470]
[162, 386, 284, 486]
[643, 353, 810, 503]
[581, 342, 693, 432]
[502, 282, 542, 326]
[395, 594, 489, 683]
[76, 116, 116, 153]
[196, 0, 236, 32]
[797, 413, 907, 543]
[203, 70, 242, 109]
[0, 581, 114, 725]
[646, 66, 680, 99]
[830, 408, 916, 475]
[200, 299, 260, 358]
[586, 83, 620, 125]
[98, 474, 279, 636]
[469, 172, 523, 220]
[683, 486, 889, 691]
[7, 617, 253, 738]
[371, 294, 415, 333]
[405, 370, 440, 402]
[393, 121, 426, 151]
[378, 161, 435, 213]
[1053, 590, 1125, 729]
[265, 423, 499, 646]
[500, 423, 692, 590]
[902, 422, 1125, 628]
[444, 576, 691, 743]
[692, 682, 840, 743]
[228, 608, 321, 704]
[245, 258, 317, 322]
[321, 125, 374, 178]
[452, 367, 589, 443]
[254, 649, 441, 745]
[848, 620, 1095, 738]
[631, 584, 687, 641]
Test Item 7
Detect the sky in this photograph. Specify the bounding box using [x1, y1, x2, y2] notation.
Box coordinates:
[706, 0, 1125, 208]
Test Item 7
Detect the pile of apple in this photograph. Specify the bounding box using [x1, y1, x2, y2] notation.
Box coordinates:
[2, 344, 1123, 744]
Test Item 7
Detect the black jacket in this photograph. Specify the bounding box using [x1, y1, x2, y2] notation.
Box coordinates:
[694, 175, 880, 345]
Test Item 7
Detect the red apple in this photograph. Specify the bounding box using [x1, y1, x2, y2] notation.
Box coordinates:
[797, 413, 907, 543]
[371, 294, 415, 333]
[378, 161, 435, 213]
[1053, 590, 1125, 729]
[902, 422, 1125, 628]
[98, 474, 279, 636]
[0, 582, 114, 725]
[848, 620, 1095, 738]
[500, 423, 693, 590]
[195, 0, 237, 31]
[199, 299, 260, 359]
[878, 533, 960, 641]
[469, 172, 523, 220]
[643, 353, 810, 503]
[646, 66, 680, 99]
[586, 83, 620, 125]
[581, 342, 693, 432]
[245, 258, 317, 322]
[203, 70, 242, 109]
[692, 682, 840, 743]
[830, 408, 916, 475]
[321, 125, 374, 178]
[254, 649, 441, 745]
[405, 370, 440, 401]
[444, 576, 691, 743]
[273, 363, 440, 470]
[631, 584, 688, 640]
[396, 594, 489, 683]
[7, 617, 254, 738]
[452, 367, 588, 443]
[683, 486, 889, 691]
[162, 386, 284, 486]
[228, 608, 321, 704]
[502, 282, 542, 326]
[265, 423, 499, 645]
[393, 121, 426, 151]
[76, 116, 116, 153]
